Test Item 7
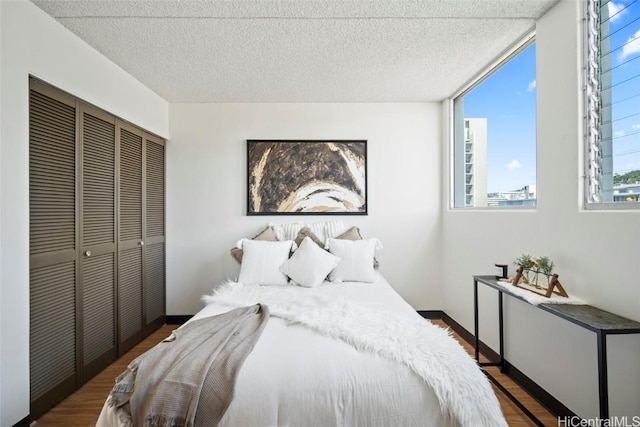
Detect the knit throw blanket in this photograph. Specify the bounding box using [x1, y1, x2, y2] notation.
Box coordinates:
[204, 282, 507, 427]
[108, 304, 269, 427]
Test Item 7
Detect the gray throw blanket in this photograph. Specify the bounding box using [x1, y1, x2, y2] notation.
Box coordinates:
[109, 304, 269, 427]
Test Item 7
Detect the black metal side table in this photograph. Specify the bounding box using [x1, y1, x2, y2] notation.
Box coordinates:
[473, 275, 640, 424]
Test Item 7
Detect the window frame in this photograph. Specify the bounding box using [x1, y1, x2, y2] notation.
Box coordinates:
[583, 0, 640, 210]
[449, 30, 537, 210]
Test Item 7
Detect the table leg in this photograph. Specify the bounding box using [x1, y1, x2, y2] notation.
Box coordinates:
[474, 279, 479, 362]
[597, 331, 609, 420]
[499, 292, 504, 373]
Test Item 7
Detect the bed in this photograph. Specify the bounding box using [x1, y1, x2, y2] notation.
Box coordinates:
[97, 222, 507, 427]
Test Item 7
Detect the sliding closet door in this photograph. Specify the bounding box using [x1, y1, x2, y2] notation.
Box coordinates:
[79, 104, 117, 381]
[144, 135, 166, 335]
[29, 81, 78, 419]
[117, 122, 144, 355]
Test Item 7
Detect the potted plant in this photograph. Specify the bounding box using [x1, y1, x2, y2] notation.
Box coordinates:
[536, 256, 554, 287]
[514, 254, 533, 283]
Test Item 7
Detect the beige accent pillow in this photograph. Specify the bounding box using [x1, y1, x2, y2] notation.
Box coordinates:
[336, 226, 380, 270]
[230, 225, 278, 264]
[294, 227, 324, 248]
[336, 226, 363, 240]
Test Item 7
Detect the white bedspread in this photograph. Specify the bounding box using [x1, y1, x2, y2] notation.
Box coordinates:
[98, 274, 506, 427]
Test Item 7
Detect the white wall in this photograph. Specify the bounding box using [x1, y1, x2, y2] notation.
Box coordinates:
[0, 2, 169, 424]
[4, 0, 636, 424]
[167, 103, 442, 315]
[441, 0, 640, 419]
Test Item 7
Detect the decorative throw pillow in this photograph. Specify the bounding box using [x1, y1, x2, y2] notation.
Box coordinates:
[280, 237, 341, 288]
[230, 225, 278, 264]
[272, 222, 305, 242]
[336, 226, 380, 270]
[306, 219, 347, 244]
[238, 240, 295, 286]
[294, 227, 324, 248]
[335, 226, 363, 241]
[324, 219, 348, 240]
[326, 238, 380, 283]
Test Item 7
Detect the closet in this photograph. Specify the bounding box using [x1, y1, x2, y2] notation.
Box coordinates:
[29, 78, 165, 418]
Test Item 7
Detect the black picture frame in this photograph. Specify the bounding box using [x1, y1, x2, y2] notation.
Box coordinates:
[247, 140, 368, 215]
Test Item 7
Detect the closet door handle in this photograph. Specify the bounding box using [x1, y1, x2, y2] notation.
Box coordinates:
[139, 241, 144, 246]
[84, 250, 92, 257]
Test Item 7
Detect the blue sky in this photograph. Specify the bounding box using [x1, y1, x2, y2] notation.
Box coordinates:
[606, 0, 640, 177]
[462, 0, 639, 193]
[463, 43, 537, 193]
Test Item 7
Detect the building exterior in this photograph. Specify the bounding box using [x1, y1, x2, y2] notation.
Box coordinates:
[463, 118, 488, 207]
[487, 184, 537, 207]
[612, 183, 640, 202]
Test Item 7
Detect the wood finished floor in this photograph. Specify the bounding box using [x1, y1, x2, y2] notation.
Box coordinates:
[33, 320, 558, 426]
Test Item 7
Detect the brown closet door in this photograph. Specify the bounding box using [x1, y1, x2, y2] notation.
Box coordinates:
[29, 81, 78, 419]
[117, 122, 144, 355]
[144, 135, 166, 335]
[80, 104, 117, 381]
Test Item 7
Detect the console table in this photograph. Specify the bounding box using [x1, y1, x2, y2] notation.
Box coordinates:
[473, 275, 640, 424]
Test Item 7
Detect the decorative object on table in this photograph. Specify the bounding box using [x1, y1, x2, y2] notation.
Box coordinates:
[494, 263, 508, 280]
[247, 140, 367, 215]
[536, 256, 554, 285]
[513, 254, 534, 283]
[509, 254, 569, 298]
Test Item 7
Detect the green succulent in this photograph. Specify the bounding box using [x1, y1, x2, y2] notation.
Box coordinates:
[514, 254, 533, 270]
[536, 256, 554, 276]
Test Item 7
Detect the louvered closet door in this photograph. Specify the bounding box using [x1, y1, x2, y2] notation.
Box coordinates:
[117, 122, 144, 355]
[144, 135, 166, 335]
[80, 104, 117, 381]
[29, 81, 78, 419]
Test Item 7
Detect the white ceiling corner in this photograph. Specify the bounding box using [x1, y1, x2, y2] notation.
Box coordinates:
[30, 0, 560, 103]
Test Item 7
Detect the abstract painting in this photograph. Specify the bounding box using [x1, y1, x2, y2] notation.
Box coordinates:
[247, 140, 367, 215]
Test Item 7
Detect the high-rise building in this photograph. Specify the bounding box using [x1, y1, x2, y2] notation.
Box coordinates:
[463, 118, 488, 207]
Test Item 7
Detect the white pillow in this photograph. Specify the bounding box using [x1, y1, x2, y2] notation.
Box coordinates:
[280, 237, 341, 288]
[238, 240, 295, 286]
[326, 237, 380, 283]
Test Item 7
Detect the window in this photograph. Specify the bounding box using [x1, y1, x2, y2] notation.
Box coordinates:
[586, 0, 640, 207]
[451, 36, 537, 208]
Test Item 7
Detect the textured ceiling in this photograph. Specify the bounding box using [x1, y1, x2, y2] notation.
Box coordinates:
[31, 0, 559, 103]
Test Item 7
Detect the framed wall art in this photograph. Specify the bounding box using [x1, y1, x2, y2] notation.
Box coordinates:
[247, 140, 367, 215]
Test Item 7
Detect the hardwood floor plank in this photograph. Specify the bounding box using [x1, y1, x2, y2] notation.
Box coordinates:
[33, 321, 558, 426]
[433, 319, 557, 427]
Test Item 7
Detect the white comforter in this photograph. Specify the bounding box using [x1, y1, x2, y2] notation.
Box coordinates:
[98, 275, 505, 427]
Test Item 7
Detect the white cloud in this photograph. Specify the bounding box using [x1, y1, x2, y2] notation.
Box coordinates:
[527, 80, 536, 92]
[621, 29, 640, 59]
[614, 130, 626, 138]
[632, 124, 640, 130]
[608, 2, 627, 22]
[506, 160, 522, 170]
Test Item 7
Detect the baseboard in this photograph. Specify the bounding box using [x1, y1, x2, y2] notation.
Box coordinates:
[12, 415, 29, 427]
[502, 360, 576, 417]
[165, 315, 192, 324]
[416, 310, 444, 319]
[434, 310, 576, 419]
[418, 310, 501, 360]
